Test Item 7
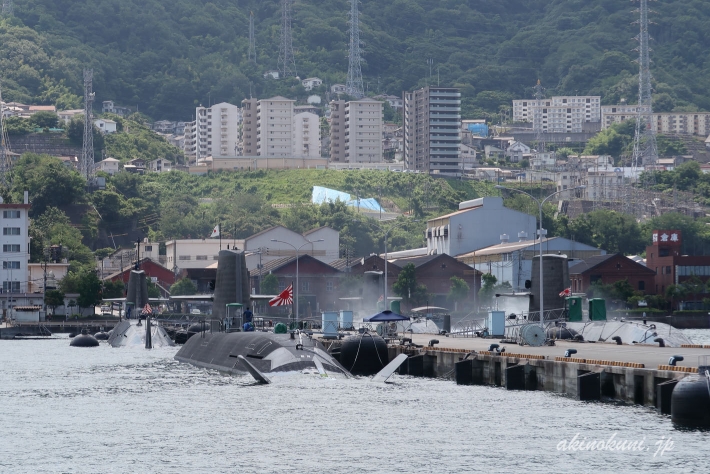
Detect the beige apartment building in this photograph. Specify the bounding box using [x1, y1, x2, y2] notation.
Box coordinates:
[329, 98, 383, 163]
[257, 96, 295, 157]
[241, 98, 258, 156]
[601, 106, 710, 136]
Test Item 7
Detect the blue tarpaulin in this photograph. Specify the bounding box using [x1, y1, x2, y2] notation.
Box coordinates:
[311, 186, 383, 212]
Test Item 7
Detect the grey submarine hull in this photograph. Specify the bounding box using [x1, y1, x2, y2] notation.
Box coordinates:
[174, 331, 347, 376]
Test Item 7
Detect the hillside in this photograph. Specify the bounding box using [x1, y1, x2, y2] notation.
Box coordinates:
[1, 0, 708, 121]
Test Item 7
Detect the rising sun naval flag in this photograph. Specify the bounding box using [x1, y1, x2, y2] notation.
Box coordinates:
[269, 284, 293, 307]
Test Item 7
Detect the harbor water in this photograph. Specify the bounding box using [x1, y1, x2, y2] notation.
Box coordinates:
[2, 332, 710, 473]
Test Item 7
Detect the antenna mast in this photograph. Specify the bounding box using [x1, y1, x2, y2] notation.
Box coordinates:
[345, 0, 364, 98]
[248, 11, 256, 64]
[0, 86, 11, 187]
[81, 69, 95, 184]
[631, 0, 658, 173]
[277, 0, 296, 78]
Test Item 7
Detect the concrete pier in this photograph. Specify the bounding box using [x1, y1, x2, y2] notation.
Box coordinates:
[353, 334, 710, 410]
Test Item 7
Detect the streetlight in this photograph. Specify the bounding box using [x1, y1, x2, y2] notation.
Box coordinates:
[495, 185, 586, 328]
[270, 238, 324, 327]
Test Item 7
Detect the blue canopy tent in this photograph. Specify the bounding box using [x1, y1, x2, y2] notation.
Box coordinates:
[364, 310, 410, 322]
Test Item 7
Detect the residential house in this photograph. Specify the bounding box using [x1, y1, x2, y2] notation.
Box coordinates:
[505, 141, 530, 163]
[102, 101, 132, 117]
[148, 158, 172, 173]
[301, 77, 323, 91]
[331, 84, 346, 94]
[96, 157, 120, 175]
[94, 118, 117, 134]
[484, 145, 504, 160]
[264, 71, 280, 80]
[373, 94, 403, 110]
[460, 143, 477, 169]
[57, 109, 84, 124]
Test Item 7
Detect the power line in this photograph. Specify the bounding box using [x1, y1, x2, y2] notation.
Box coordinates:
[277, 0, 296, 78]
[345, 0, 364, 98]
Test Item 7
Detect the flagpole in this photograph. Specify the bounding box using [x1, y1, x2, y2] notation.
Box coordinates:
[291, 280, 294, 328]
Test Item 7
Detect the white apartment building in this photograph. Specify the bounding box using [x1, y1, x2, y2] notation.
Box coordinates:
[301, 77, 323, 91]
[292, 111, 321, 158]
[601, 106, 710, 137]
[183, 121, 197, 161]
[257, 96, 295, 157]
[195, 102, 241, 161]
[345, 98, 383, 163]
[0, 192, 30, 296]
[513, 96, 601, 133]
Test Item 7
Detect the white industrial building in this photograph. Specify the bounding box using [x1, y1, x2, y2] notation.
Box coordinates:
[257, 96, 295, 158]
[457, 236, 605, 291]
[194, 102, 242, 161]
[513, 96, 601, 133]
[425, 197, 537, 257]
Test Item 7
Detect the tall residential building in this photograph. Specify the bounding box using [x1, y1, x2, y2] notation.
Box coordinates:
[1, 193, 30, 295]
[403, 86, 461, 175]
[329, 100, 346, 161]
[292, 111, 320, 158]
[513, 96, 601, 133]
[344, 98, 383, 163]
[195, 102, 241, 161]
[601, 106, 710, 137]
[257, 96, 295, 157]
[241, 98, 258, 156]
[183, 121, 197, 161]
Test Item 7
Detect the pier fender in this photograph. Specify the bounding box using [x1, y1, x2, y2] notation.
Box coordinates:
[656, 379, 678, 415]
[70, 328, 100, 348]
[671, 373, 710, 428]
[340, 332, 389, 376]
[577, 371, 601, 401]
[94, 332, 109, 340]
[505, 364, 526, 391]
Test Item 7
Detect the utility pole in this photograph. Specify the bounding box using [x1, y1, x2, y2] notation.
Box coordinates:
[248, 11, 256, 64]
[533, 80, 546, 168]
[277, 0, 296, 78]
[345, 0, 364, 98]
[81, 69, 95, 185]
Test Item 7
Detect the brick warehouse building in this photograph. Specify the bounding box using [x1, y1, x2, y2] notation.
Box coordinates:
[105, 258, 176, 296]
[569, 254, 656, 295]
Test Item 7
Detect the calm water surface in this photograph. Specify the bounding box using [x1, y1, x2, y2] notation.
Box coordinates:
[1, 332, 710, 473]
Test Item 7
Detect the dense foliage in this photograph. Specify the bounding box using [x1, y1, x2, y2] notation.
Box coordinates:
[0, 0, 708, 121]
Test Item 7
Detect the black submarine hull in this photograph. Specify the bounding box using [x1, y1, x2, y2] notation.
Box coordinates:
[174, 331, 347, 376]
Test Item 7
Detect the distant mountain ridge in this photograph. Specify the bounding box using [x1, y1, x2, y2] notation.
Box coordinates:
[1, 0, 708, 120]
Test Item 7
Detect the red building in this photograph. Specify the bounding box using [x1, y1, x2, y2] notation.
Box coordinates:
[105, 258, 176, 295]
[646, 229, 710, 299]
[569, 253, 656, 295]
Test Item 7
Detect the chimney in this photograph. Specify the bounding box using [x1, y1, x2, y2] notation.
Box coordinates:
[23, 191, 28, 204]
[500, 234, 509, 244]
[518, 231, 528, 242]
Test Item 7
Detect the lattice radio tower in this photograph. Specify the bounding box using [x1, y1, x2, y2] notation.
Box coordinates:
[631, 0, 658, 173]
[277, 0, 296, 78]
[345, 0, 364, 98]
[0, 85, 12, 187]
[81, 69, 95, 183]
[2, 0, 13, 16]
[533, 80, 546, 159]
[248, 11, 256, 64]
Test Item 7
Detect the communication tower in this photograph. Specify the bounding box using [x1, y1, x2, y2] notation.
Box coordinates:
[345, 0, 364, 98]
[0, 86, 11, 187]
[81, 69, 95, 183]
[631, 0, 658, 172]
[277, 0, 296, 78]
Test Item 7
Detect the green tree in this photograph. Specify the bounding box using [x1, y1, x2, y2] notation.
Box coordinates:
[44, 289, 65, 316]
[565, 210, 645, 254]
[29, 111, 59, 129]
[4, 117, 34, 135]
[259, 273, 279, 295]
[478, 273, 498, 308]
[102, 280, 125, 299]
[392, 263, 428, 308]
[665, 285, 688, 312]
[447, 276, 470, 308]
[59, 270, 102, 311]
[170, 278, 197, 296]
[147, 280, 161, 298]
[611, 279, 635, 302]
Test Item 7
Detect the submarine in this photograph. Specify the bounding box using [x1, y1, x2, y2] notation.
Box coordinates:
[173, 249, 407, 383]
[108, 316, 174, 349]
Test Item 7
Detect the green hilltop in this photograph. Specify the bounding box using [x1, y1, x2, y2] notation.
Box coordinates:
[1, 0, 708, 120]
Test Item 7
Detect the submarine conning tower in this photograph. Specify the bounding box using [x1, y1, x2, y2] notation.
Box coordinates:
[126, 270, 149, 311]
[212, 250, 250, 321]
